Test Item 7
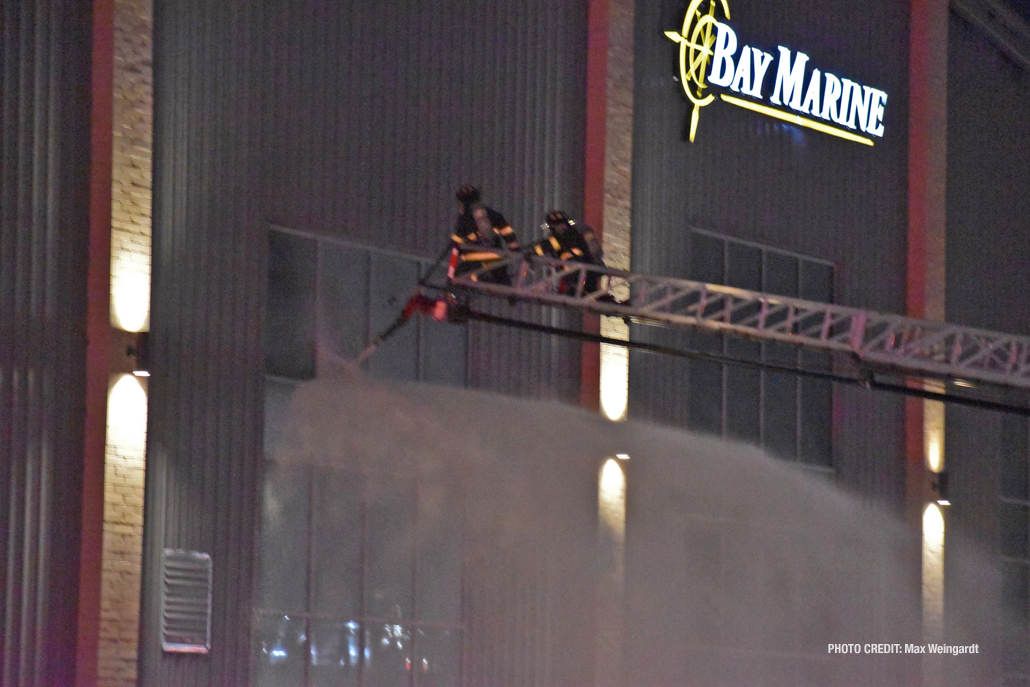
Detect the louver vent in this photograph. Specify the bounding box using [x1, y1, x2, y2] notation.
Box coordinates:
[161, 549, 212, 653]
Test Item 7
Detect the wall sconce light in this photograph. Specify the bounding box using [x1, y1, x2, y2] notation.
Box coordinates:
[127, 332, 150, 377]
[931, 471, 949, 506]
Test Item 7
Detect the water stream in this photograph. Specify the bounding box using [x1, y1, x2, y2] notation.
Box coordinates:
[262, 370, 999, 686]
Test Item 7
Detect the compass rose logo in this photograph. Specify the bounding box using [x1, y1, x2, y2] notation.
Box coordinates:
[664, 0, 731, 142]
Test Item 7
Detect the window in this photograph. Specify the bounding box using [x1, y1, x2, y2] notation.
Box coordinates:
[254, 458, 464, 687]
[264, 226, 467, 387]
[260, 228, 471, 687]
[686, 228, 835, 472]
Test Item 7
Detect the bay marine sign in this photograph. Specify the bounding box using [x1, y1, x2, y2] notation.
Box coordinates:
[665, 0, 888, 146]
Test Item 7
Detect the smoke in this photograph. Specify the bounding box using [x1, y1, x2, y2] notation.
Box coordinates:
[268, 370, 1001, 687]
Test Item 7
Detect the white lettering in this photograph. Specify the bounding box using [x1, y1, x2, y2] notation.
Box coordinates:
[770, 46, 809, 110]
[820, 73, 842, 121]
[729, 45, 752, 93]
[833, 78, 856, 126]
[800, 68, 821, 115]
[845, 81, 873, 130]
[745, 48, 773, 98]
[709, 23, 738, 88]
[864, 643, 903, 654]
[827, 643, 862, 654]
[665, 11, 889, 142]
[866, 88, 887, 136]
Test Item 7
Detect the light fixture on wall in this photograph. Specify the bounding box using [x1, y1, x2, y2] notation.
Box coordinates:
[127, 332, 150, 377]
[931, 471, 949, 506]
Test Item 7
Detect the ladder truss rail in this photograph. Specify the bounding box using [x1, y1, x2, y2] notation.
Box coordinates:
[445, 251, 1030, 391]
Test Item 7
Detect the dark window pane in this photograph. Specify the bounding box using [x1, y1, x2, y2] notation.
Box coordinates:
[266, 230, 317, 379]
[799, 379, 832, 467]
[690, 233, 724, 285]
[313, 469, 364, 618]
[762, 372, 798, 460]
[726, 243, 761, 291]
[414, 628, 462, 687]
[421, 318, 467, 387]
[264, 378, 297, 457]
[726, 358, 760, 443]
[366, 478, 417, 620]
[689, 359, 723, 436]
[764, 340, 798, 368]
[321, 244, 370, 362]
[310, 620, 361, 687]
[1002, 416, 1030, 501]
[253, 613, 307, 687]
[416, 483, 463, 623]
[1002, 503, 1030, 559]
[368, 254, 420, 381]
[364, 622, 412, 687]
[764, 252, 798, 299]
[726, 244, 762, 349]
[258, 463, 309, 611]
[798, 259, 833, 467]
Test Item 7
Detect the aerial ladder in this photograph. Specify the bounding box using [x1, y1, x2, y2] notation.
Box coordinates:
[358, 246, 1030, 415]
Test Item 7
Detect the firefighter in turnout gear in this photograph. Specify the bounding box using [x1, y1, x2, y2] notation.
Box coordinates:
[531, 210, 607, 295]
[448, 185, 519, 285]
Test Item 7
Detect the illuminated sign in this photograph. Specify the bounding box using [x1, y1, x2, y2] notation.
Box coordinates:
[665, 0, 887, 145]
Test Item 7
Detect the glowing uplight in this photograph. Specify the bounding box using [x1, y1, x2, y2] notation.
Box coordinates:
[720, 94, 875, 146]
[599, 459, 626, 538]
[600, 342, 628, 421]
[111, 263, 151, 332]
[924, 399, 945, 473]
[922, 503, 945, 643]
[597, 458, 626, 683]
[108, 374, 148, 453]
[616, 453, 630, 461]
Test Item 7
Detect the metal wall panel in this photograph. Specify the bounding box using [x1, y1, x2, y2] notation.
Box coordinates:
[148, 0, 590, 682]
[946, 10, 1030, 560]
[141, 0, 266, 684]
[629, 0, 911, 501]
[0, 0, 93, 684]
[262, 0, 589, 260]
[260, 0, 590, 404]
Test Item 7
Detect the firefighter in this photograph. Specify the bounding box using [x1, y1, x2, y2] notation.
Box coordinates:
[530, 210, 607, 296]
[448, 185, 519, 284]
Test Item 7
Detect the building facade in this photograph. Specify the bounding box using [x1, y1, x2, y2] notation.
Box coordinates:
[2, 0, 1030, 685]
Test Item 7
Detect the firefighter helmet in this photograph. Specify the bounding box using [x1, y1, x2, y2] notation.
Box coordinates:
[456, 185, 482, 206]
[545, 210, 574, 235]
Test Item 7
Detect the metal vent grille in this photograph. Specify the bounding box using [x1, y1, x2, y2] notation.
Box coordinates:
[161, 549, 212, 653]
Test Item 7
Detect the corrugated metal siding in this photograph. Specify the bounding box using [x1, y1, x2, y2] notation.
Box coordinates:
[945, 26, 1030, 675]
[629, 0, 910, 501]
[0, 0, 93, 684]
[147, 0, 590, 681]
[141, 0, 265, 684]
[261, 0, 590, 404]
[946, 12, 1030, 543]
[263, 0, 588, 260]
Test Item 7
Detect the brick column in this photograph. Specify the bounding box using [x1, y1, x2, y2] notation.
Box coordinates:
[590, 1, 635, 686]
[98, 0, 153, 684]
